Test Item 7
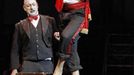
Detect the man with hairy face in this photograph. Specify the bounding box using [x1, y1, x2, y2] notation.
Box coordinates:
[10, 0, 60, 75]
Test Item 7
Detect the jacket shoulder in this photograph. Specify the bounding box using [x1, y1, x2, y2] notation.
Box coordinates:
[40, 15, 55, 20]
[15, 19, 27, 26]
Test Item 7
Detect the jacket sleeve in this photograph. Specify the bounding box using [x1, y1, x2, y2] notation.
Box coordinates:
[55, 0, 64, 12]
[10, 23, 21, 70]
[50, 17, 59, 32]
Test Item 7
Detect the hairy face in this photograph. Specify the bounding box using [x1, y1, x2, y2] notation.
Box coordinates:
[23, 0, 39, 16]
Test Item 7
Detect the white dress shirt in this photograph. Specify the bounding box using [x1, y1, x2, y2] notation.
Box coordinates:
[31, 15, 40, 28]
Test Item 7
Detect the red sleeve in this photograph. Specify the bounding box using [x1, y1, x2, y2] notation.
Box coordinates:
[55, 0, 64, 12]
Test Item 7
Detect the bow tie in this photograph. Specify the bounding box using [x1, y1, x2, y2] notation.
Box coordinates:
[28, 15, 38, 21]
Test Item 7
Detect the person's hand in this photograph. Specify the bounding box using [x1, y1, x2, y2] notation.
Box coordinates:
[88, 14, 92, 21]
[54, 32, 60, 41]
[11, 69, 18, 75]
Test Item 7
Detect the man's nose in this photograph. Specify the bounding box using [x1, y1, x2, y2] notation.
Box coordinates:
[30, 5, 34, 10]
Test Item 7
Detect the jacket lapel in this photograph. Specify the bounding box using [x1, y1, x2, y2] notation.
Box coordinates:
[40, 15, 49, 35]
[40, 15, 51, 47]
[21, 15, 49, 39]
[21, 19, 31, 38]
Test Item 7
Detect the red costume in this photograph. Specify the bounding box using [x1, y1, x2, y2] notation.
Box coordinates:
[55, 0, 91, 35]
[54, 0, 92, 72]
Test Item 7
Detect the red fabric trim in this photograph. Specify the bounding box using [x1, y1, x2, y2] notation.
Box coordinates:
[73, 20, 85, 39]
[83, 0, 90, 29]
[66, 39, 73, 54]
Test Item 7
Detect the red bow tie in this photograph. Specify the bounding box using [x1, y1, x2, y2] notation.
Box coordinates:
[28, 15, 38, 21]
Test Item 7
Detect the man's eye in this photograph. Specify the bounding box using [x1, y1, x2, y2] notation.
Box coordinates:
[26, 5, 30, 8]
[32, 4, 36, 6]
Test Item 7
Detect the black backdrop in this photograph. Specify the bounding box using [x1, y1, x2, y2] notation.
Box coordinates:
[1, 0, 134, 75]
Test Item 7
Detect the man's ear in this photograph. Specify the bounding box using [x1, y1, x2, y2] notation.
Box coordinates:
[23, 5, 26, 11]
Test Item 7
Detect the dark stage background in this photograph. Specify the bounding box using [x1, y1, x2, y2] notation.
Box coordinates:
[1, 0, 134, 75]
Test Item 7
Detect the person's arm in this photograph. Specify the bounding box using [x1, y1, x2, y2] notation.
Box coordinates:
[88, 13, 92, 21]
[10, 23, 21, 74]
[51, 17, 60, 40]
[86, 0, 92, 21]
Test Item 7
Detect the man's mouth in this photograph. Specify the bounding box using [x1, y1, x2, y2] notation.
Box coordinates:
[30, 10, 35, 13]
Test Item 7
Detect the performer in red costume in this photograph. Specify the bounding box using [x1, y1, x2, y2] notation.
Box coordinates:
[53, 0, 92, 75]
